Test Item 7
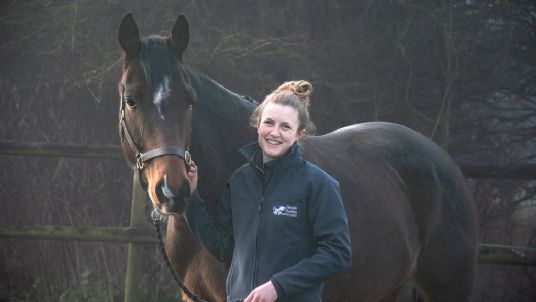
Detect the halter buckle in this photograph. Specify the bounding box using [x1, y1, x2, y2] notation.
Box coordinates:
[184, 150, 192, 167]
[136, 154, 144, 170]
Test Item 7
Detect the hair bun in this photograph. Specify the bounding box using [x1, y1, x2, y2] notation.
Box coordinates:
[275, 80, 313, 106]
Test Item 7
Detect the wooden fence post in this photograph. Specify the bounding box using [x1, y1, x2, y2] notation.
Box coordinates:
[124, 171, 148, 302]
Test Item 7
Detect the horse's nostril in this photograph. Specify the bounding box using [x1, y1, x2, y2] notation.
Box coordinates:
[156, 180, 176, 203]
[156, 182, 169, 203]
[153, 178, 190, 214]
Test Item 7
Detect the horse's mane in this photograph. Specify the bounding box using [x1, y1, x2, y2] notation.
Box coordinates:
[185, 65, 257, 116]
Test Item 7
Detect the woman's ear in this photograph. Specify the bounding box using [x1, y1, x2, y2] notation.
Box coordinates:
[297, 129, 305, 140]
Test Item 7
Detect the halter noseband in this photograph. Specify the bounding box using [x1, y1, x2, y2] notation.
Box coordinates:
[119, 94, 192, 182]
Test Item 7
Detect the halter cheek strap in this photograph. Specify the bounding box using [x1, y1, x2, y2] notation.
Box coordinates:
[119, 94, 192, 172]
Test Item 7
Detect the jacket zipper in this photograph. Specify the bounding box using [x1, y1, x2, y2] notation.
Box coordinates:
[251, 196, 264, 291]
[251, 163, 267, 292]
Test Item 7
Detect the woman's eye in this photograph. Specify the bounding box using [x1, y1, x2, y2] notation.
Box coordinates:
[263, 120, 273, 125]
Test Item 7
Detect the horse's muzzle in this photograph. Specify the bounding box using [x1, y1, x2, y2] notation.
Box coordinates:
[154, 178, 190, 214]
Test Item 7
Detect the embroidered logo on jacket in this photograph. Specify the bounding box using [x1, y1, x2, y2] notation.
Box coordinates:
[272, 205, 298, 218]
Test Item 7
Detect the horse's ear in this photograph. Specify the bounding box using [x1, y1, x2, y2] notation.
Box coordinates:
[119, 13, 141, 58]
[171, 15, 190, 58]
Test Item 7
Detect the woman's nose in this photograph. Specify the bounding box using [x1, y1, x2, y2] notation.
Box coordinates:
[269, 126, 280, 136]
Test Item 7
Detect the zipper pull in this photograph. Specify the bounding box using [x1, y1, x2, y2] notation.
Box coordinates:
[259, 197, 264, 211]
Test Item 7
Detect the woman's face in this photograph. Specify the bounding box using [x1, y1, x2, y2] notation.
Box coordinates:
[257, 102, 304, 162]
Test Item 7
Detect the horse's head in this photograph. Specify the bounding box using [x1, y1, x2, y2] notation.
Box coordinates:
[118, 14, 196, 215]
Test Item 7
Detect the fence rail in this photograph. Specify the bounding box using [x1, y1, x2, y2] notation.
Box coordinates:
[1, 224, 535, 266]
[0, 224, 157, 244]
[461, 163, 536, 180]
[1, 140, 535, 179]
[479, 243, 536, 266]
[0, 140, 123, 159]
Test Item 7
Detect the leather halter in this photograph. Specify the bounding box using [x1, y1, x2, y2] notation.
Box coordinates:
[119, 93, 192, 187]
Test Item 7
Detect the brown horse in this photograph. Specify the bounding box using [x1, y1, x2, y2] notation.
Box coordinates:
[117, 14, 478, 302]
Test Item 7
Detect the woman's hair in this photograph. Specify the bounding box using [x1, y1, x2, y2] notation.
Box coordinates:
[250, 80, 316, 135]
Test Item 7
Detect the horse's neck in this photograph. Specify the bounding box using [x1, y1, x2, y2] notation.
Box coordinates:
[188, 67, 255, 126]
[187, 67, 256, 201]
[166, 216, 199, 275]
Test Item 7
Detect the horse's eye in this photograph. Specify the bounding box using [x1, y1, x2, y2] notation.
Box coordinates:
[125, 97, 137, 109]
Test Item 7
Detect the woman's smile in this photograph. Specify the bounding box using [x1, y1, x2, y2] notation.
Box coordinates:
[266, 138, 282, 145]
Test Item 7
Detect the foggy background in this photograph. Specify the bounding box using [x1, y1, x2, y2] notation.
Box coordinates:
[1, 0, 534, 301]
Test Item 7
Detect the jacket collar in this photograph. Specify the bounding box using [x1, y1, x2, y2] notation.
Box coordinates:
[239, 141, 302, 172]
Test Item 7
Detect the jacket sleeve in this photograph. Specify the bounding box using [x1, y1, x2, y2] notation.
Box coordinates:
[183, 185, 234, 263]
[270, 176, 352, 298]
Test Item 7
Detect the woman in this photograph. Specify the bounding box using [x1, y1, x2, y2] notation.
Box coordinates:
[185, 80, 351, 302]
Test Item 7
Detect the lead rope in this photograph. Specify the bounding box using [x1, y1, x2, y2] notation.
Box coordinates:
[152, 210, 208, 302]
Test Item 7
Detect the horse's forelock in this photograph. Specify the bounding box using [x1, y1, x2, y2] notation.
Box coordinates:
[139, 36, 176, 91]
[138, 36, 195, 103]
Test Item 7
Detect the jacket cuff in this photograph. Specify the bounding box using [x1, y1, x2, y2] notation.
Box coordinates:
[270, 276, 286, 299]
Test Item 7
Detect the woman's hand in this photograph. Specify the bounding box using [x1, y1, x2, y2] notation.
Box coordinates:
[244, 281, 277, 302]
[186, 161, 198, 195]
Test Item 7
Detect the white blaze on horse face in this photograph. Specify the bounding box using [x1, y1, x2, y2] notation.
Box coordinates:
[153, 76, 171, 120]
[161, 174, 176, 212]
[162, 174, 175, 200]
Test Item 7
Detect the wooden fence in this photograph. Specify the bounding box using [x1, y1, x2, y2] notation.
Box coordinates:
[1, 140, 535, 302]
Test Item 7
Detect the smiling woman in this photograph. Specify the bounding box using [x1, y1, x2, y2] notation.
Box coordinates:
[253, 81, 314, 162]
[185, 80, 352, 302]
[257, 102, 304, 162]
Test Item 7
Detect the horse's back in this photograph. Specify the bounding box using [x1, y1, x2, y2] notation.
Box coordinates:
[300, 122, 478, 301]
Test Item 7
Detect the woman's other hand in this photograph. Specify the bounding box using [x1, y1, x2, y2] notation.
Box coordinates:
[244, 281, 277, 302]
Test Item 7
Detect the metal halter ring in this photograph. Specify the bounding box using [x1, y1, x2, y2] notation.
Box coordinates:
[136, 154, 144, 170]
[184, 150, 192, 167]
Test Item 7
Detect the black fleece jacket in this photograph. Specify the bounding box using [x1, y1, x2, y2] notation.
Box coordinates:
[184, 142, 351, 302]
